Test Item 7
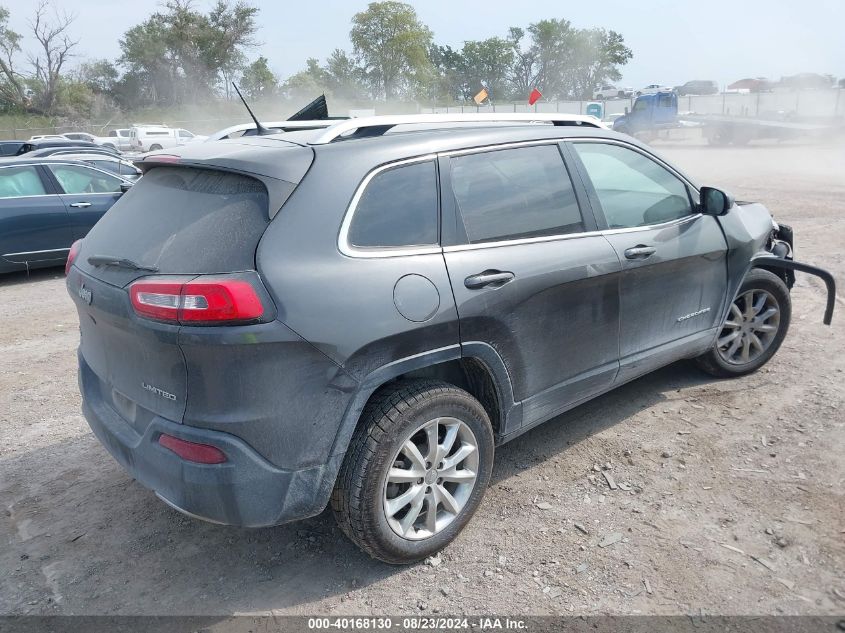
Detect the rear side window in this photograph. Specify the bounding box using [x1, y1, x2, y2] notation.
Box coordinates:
[80, 167, 271, 273]
[348, 160, 438, 248]
[449, 144, 583, 244]
[0, 166, 47, 197]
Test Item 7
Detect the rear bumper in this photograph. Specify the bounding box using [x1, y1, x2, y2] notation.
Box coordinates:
[79, 353, 340, 527]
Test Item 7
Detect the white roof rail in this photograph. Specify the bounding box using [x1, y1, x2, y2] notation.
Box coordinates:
[308, 113, 606, 145]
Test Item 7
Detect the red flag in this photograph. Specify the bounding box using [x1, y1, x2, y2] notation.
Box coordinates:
[528, 87, 543, 105]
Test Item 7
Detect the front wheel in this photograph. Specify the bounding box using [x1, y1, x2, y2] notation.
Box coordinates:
[695, 268, 791, 377]
[331, 379, 494, 564]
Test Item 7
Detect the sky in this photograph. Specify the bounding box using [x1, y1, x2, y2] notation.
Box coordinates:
[2, 0, 844, 92]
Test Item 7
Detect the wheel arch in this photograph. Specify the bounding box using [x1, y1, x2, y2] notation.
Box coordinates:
[329, 344, 517, 464]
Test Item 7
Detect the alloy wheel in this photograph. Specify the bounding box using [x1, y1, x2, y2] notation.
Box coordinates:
[717, 289, 780, 365]
[382, 416, 479, 541]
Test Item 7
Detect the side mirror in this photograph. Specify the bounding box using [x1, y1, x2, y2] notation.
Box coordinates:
[699, 186, 734, 215]
[119, 182, 133, 194]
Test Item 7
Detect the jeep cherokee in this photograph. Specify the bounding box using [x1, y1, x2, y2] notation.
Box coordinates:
[66, 114, 835, 563]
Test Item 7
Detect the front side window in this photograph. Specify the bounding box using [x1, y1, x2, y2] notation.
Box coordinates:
[347, 160, 438, 249]
[572, 142, 692, 228]
[48, 164, 123, 194]
[0, 166, 47, 198]
[449, 144, 584, 244]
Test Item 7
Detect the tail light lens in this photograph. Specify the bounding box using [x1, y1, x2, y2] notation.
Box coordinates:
[65, 239, 82, 275]
[158, 433, 227, 464]
[129, 277, 265, 325]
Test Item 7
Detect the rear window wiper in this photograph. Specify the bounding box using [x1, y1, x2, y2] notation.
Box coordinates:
[87, 255, 159, 272]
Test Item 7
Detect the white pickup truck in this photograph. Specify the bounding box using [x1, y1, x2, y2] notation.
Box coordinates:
[129, 125, 207, 152]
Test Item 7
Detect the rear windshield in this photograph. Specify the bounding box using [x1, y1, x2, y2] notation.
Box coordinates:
[81, 166, 270, 273]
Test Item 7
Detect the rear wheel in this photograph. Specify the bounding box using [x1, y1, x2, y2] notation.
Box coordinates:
[695, 268, 790, 377]
[149, 144, 163, 151]
[331, 379, 494, 564]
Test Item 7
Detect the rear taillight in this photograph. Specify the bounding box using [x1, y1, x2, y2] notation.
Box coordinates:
[158, 433, 227, 464]
[65, 239, 82, 275]
[129, 277, 265, 325]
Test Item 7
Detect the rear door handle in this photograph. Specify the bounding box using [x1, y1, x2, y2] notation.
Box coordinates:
[69, 202, 92, 208]
[464, 270, 515, 289]
[624, 245, 656, 259]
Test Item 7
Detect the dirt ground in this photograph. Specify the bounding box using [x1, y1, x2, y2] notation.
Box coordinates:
[1, 141, 843, 617]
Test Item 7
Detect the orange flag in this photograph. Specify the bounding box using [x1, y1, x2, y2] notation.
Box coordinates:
[473, 88, 489, 105]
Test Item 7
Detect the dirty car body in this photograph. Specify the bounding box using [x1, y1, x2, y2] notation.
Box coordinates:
[66, 116, 835, 561]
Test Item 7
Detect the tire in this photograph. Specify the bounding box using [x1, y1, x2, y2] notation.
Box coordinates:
[694, 268, 791, 378]
[149, 144, 163, 151]
[331, 379, 494, 564]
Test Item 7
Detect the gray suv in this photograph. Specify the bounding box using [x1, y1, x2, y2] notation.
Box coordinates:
[66, 114, 835, 564]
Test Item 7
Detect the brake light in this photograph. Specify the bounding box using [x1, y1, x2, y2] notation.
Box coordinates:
[65, 239, 82, 275]
[129, 278, 265, 324]
[158, 433, 227, 464]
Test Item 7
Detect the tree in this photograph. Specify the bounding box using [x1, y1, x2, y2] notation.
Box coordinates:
[29, 0, 79, 113]
[429, 38, 514, 103]
[524, 18, 574, 99]
[505, 19, 632, 100]
[459, 37, 514, 102]
[0, 5, 28, 109]
[324, 49, 366, 101]
[282, 57, 329, 100]
[240, 56, 276, 98]
[505, 28, 537, 99]
[350, 1, 432, 100]
[567, 29, 632, 100]
[119, 0, 259, 105]
[428, 44, 463, 103]
[76, 59, 119, 94]
[207, 0, 258, 99]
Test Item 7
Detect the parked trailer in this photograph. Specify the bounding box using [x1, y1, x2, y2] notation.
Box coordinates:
[612, 91, 839, 144]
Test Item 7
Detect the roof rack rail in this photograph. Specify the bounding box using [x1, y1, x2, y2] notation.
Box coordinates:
[308, 113, 605, 145]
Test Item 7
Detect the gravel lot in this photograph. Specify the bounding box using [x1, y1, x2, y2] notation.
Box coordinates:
[1, 141, 843, 617]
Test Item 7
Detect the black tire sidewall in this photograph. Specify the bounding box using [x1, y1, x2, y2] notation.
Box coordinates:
[358, 388, 493, 563]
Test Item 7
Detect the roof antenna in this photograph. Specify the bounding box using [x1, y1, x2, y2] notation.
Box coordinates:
[231, 82, 274, 136]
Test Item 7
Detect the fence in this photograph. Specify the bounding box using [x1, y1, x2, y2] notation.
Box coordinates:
[422, 88, 845, 120]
